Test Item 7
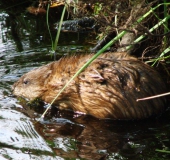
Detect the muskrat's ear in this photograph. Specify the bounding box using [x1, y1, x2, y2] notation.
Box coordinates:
[42, 70, 52, 80]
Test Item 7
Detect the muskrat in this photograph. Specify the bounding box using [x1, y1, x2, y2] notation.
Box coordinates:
[13, 52, 167, 120]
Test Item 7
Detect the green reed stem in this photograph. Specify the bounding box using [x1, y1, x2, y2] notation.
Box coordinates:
[46, 4, 54, 49]
[53, 4, 67, 51]
[126, 16, 170, 51]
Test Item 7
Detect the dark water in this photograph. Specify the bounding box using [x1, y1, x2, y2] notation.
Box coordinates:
[0, 7, 170, 160]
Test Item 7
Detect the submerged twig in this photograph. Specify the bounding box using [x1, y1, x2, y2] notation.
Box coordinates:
[137, 92, 170, 101]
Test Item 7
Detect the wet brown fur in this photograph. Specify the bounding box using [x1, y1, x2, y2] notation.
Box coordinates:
[13, 52, 167, 120]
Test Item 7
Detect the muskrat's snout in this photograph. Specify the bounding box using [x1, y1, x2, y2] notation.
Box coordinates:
[11, 85, 14, 92]
[11, 81, 18, 91]
[11, 82, 17, 94]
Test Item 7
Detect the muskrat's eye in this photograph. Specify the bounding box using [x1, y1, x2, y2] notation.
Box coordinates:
[23, 79, 29, 85]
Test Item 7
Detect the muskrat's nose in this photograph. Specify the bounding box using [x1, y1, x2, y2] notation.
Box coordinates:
[11, 84, 15, 92]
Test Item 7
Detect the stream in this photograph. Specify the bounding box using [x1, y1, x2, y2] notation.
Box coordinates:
[0, 7, 170, 160]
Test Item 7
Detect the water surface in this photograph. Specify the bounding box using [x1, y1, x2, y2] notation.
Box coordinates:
[0, 8, 170, 160]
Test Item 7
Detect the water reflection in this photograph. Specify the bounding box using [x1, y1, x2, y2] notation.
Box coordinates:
[31, 106, 170, 160]
[0, 9, 61, 159]
[0, 12, 48, 52]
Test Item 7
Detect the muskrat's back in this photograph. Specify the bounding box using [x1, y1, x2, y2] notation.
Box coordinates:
[13, 52, 167, 120]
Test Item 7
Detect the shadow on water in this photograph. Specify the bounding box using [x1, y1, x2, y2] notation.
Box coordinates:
[0, 3, 170, 160]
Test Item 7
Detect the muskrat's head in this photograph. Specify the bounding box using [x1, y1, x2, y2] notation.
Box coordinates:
[13, 64, 52, 101]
